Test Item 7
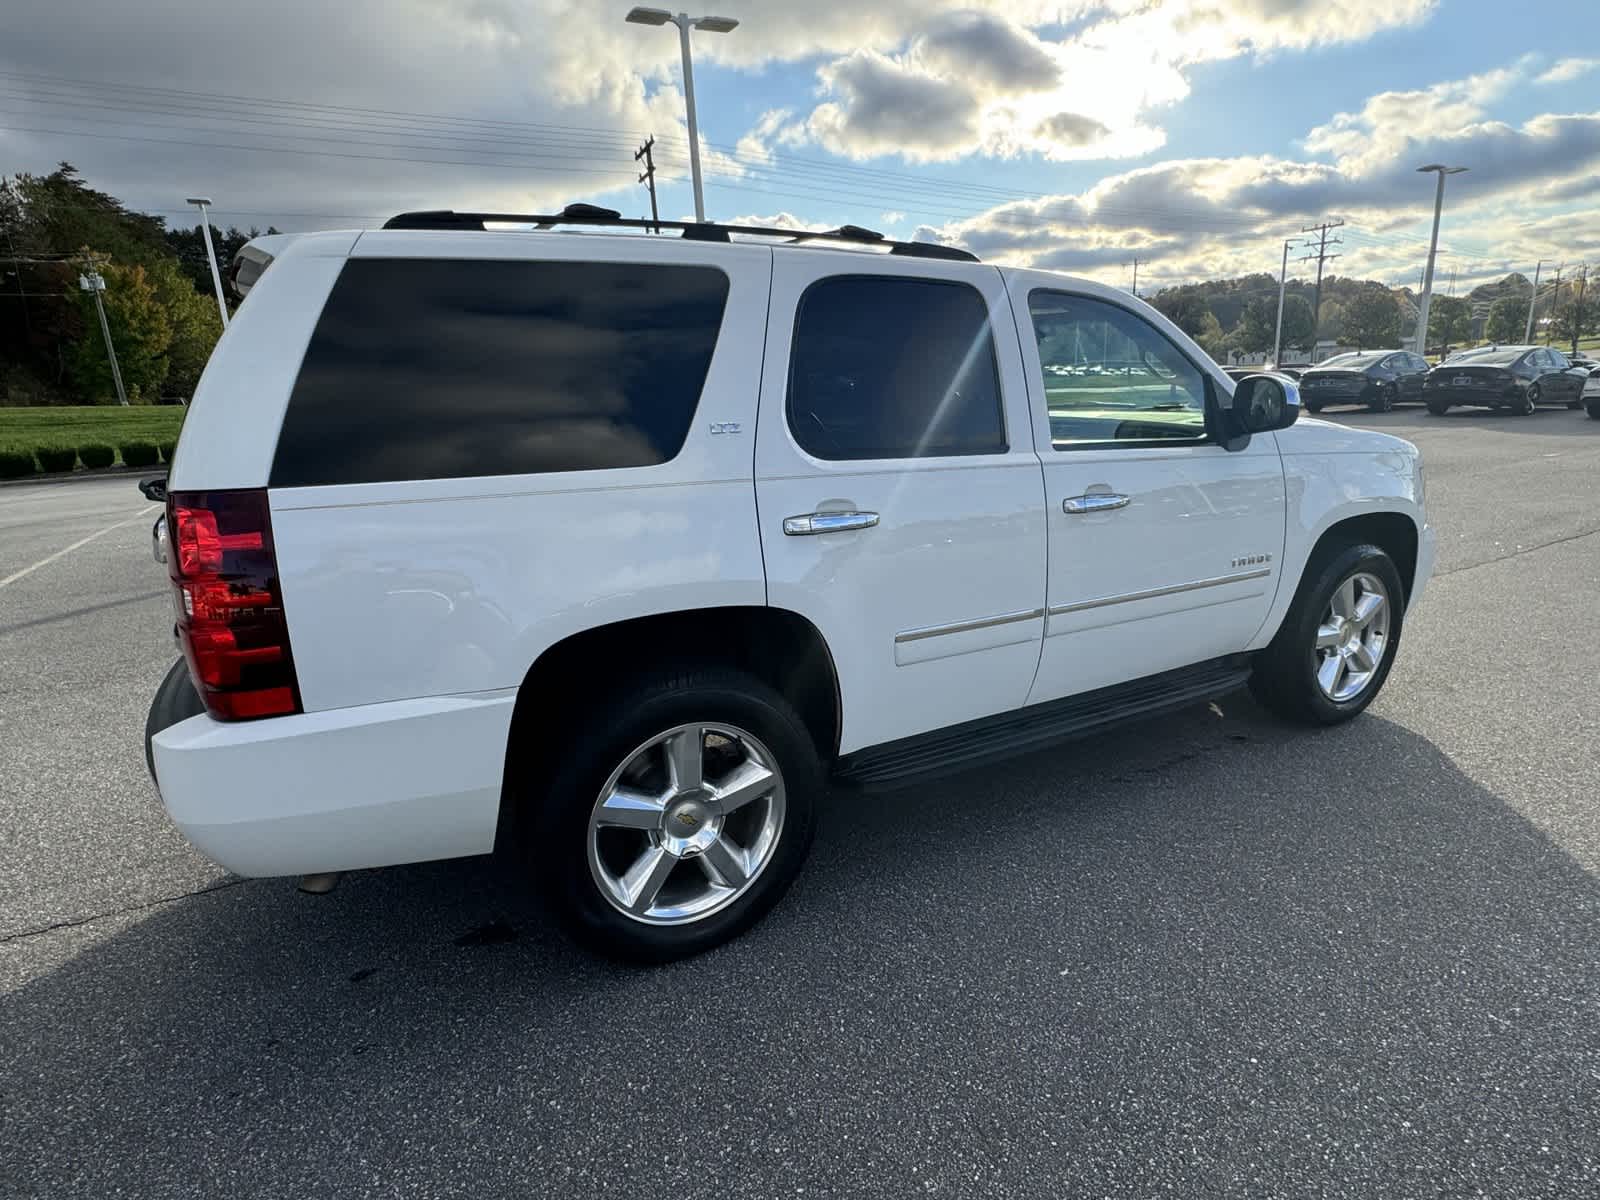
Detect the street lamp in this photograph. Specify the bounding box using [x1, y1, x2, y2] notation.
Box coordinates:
[1413, 165, 1467, 357]
[625, 7, 739, 222]
[186, 196, 230, 329]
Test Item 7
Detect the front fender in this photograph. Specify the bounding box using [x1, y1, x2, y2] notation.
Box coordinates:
[1249, 444, 1425, 650]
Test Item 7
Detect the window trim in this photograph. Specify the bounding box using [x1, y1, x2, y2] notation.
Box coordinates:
[1025, 287, 1219, 453]
[784, 272, 1009, 463]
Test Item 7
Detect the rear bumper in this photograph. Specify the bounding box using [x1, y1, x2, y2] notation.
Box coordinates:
[1302, 384, 1373, 405]
[151, 690, 516, 876]
[1427, 385, 1518, 406]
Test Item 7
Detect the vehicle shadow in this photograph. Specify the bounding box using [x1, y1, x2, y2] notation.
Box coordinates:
[4, 701, 1598, 1196]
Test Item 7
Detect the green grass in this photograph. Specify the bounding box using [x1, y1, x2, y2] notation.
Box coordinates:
[0, 407, 184, 465]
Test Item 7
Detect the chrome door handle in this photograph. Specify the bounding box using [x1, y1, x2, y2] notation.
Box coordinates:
[1063, 493, 1130, 514]
[783, 511, 880, 536]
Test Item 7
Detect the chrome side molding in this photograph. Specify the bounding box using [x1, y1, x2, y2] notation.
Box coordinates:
[1049, 567, 1272, 616]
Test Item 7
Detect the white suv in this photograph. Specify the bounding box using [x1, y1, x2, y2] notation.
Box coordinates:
[147, 208, 1436, 961]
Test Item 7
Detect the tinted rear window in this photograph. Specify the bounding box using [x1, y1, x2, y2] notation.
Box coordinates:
[270, 258, 729, 487]
[786, 275, 1005, 461]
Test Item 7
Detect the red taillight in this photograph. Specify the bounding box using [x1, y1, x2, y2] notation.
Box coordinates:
[167, 489, 301, 721]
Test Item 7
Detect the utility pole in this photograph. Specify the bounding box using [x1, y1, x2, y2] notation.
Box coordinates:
[1129, 257, 1139, 297]
[78, 256, 128, 406]
[1448, 265, 1457, 297]
[1546, 266, 1563, 344]
[635, 137, 660, 233]
[3, 226, 33, 342]
[1299, 218, 1344, 362]
[1570, 265, 1588, 355]
[1272, 238, 1295, 367]
[1524, 260, 1544, 343]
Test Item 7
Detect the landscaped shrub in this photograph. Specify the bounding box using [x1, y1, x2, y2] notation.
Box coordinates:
[0, 449, 38, 479]
[158, 439, 177, 461]
[118, 439, 160, 468]
[36, 444, 78, 472]
[78, 442, 116, 469]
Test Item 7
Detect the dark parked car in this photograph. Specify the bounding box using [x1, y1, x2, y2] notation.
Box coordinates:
[1424, 345, 1587, 415]
[1298, 350, 1428, 413]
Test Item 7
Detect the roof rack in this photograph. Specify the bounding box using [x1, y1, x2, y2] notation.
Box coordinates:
[380, 205, 979, 262]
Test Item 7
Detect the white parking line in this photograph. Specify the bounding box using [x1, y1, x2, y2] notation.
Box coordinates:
[0, 506, 159, 590]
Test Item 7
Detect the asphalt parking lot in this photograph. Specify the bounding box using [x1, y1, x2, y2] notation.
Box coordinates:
[3, 407, 1599, 1198]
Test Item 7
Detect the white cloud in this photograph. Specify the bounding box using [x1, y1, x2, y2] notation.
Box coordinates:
[808, 51, 981, 162]
[1537, 57, 1600, 85]
[759, 0, 1439, 168]
[915, 63, 1600, 291]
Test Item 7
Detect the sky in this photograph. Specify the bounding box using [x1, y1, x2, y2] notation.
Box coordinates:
[1, 0, 1596, 295]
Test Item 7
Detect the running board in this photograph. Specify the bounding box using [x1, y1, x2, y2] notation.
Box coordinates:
[832, 654, 1253, 789]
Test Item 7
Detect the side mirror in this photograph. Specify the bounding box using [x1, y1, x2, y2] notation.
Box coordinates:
[1225, 373, 1300, 444]
[138, 475, 167, 503]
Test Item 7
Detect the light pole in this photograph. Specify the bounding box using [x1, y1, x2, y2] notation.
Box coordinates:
[1524, 259, 1544, 343]
[1413, 164, 1466, 357]
[186, 197, 230, 328]
[1272, 238, 1295, 367]
[625, 7, 738, 222]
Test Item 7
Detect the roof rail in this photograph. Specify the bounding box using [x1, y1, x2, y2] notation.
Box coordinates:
[381, 205, 978, 262]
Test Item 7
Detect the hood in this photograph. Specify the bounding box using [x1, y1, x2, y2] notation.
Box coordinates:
[1278, 416, 1418, 457]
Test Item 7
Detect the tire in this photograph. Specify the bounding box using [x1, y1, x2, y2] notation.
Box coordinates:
[1587, 400, 1600, 420]
[1304, 401, 1323, 414]
[1426, 399, 1451, 415]
[1519, 384, 1539, 415]
[528, 665, 821, 963]
[1566, 399, 1582, 410]
[1249, 541, 1405, 726]
[144, 658, 204, 780]
[1368, 385, 1396, 413]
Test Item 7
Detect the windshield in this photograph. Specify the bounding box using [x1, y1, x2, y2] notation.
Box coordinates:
[1317, 352, 1385, 368]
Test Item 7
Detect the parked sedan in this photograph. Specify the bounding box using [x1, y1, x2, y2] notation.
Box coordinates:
[1298, 350, 1429, 413]
[1424, 345, 1587, 415]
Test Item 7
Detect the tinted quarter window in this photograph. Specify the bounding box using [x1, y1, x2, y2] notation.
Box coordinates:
[1028, 291, 1208, 446]
[271, 258, 730, 487]
[786, 276, 1005, 460]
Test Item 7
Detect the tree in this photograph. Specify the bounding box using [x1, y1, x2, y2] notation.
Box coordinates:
[1339, 286, 1402, 350]
[1193, 311, 1227, 360]
[1316, 299, 1346, 342]
[146, 255, 221, 397]
[1151, 289, 1212, 338]
[1485, 295, 1526, 344]
[1428, 295, 1472, 356]
[1549, 268, 1597, 352]
[67, 261, 172, 403]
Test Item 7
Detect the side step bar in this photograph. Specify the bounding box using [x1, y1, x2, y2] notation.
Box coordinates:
[832, 654, 1253, 789]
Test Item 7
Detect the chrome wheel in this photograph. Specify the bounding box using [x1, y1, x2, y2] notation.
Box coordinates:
[1313, 572, 1391, 702]
[587, 722, 786, 926]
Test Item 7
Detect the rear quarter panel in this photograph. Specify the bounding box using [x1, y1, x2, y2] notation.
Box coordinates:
[168, 232, 359, 490]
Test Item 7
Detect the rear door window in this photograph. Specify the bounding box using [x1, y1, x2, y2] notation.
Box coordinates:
[270, 258, 730, 487]
[785, 275, 1006, 461]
